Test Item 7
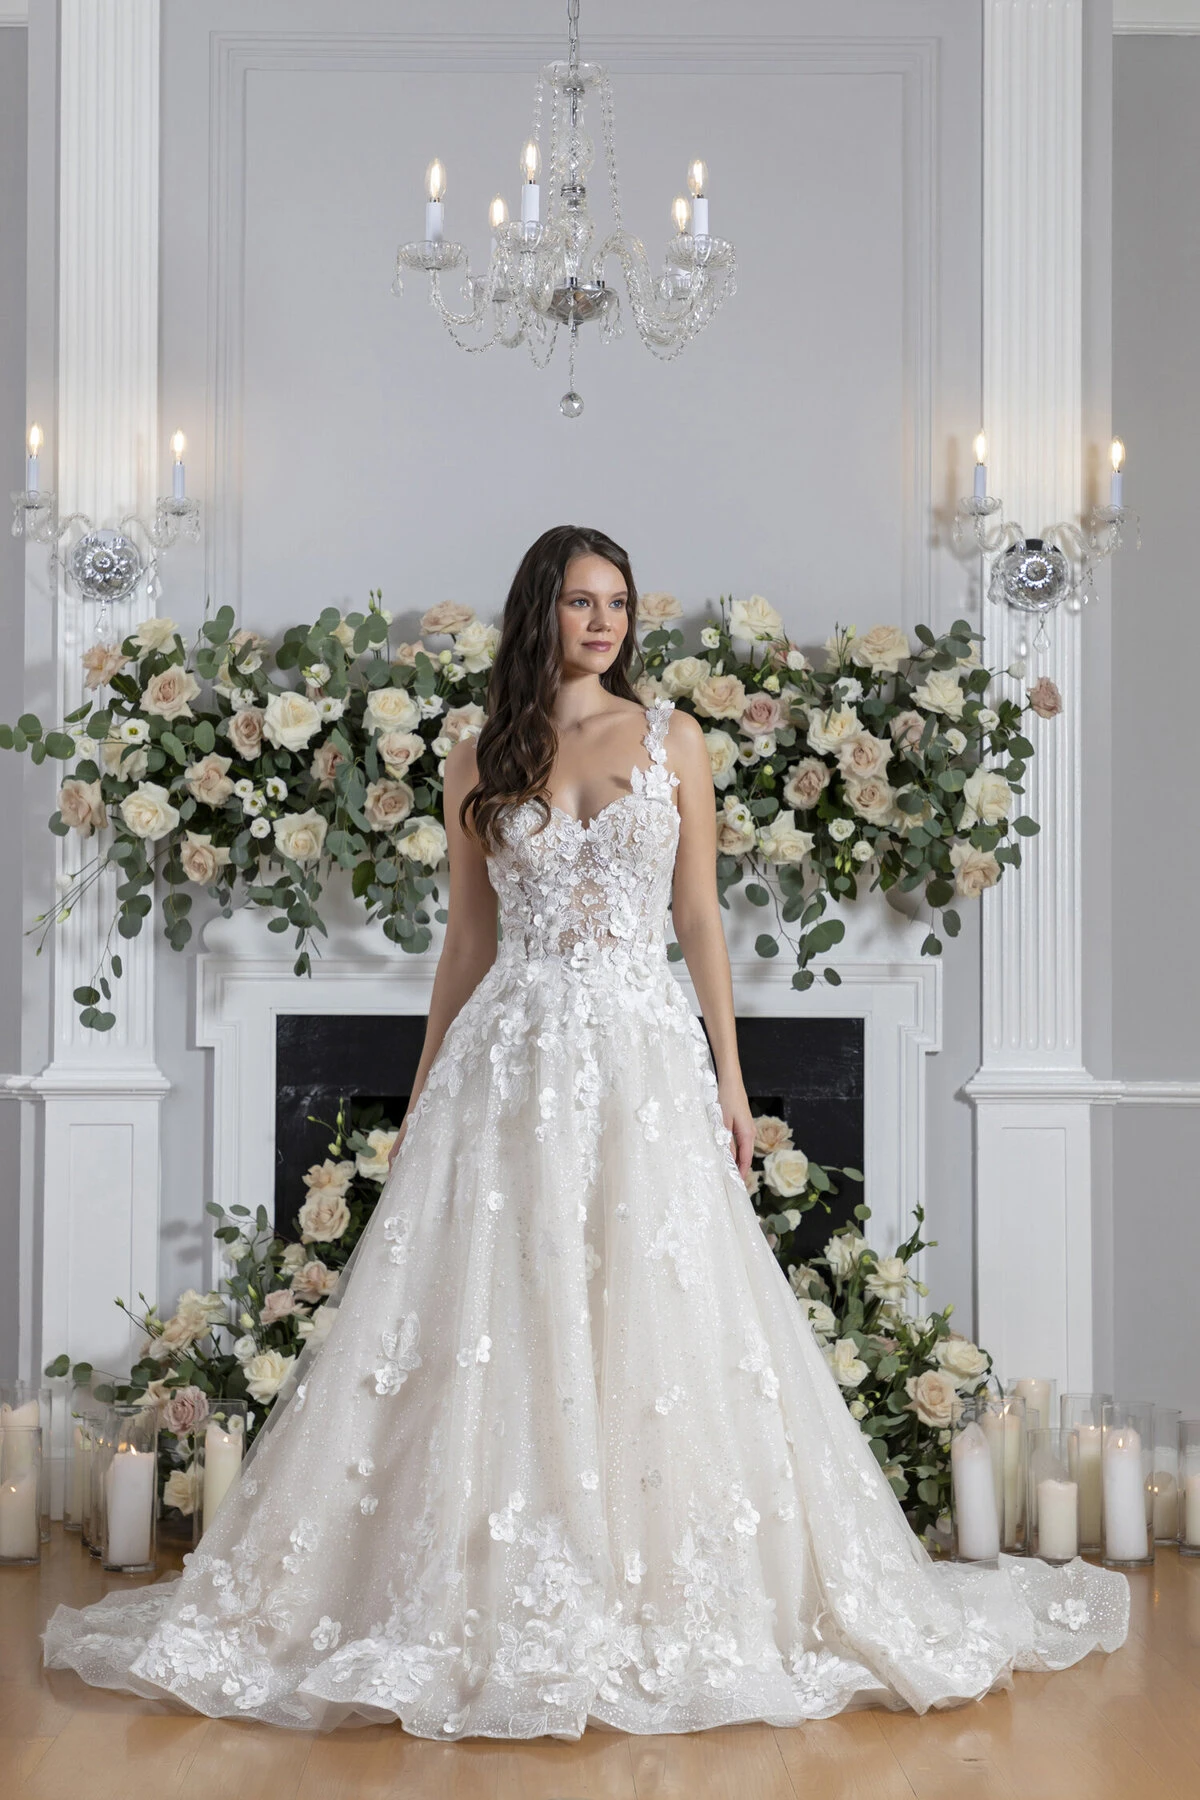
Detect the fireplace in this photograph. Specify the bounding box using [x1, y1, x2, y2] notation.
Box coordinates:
[274, 1012, 864, 1255]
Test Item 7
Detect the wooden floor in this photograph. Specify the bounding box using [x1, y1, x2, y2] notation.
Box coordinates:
[4, 1528, 1200, 1799]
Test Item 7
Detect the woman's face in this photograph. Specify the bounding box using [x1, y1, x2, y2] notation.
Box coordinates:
[556, 552, 630, 677]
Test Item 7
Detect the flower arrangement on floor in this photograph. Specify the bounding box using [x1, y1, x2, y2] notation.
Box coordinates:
[45, 1098, 989, 1541]
[1, 591, 1058, 1029]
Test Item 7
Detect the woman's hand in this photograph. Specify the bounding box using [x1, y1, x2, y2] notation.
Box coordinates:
[387, 1114, 410, 1171]
[718, 1074, 755, 1185]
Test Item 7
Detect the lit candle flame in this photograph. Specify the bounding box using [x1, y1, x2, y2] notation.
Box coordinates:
[489, 195, 509, 230]
[1111, 437, 1125, 473]
[687, 159, 708, 198]
[520, 140, 540, 183]
[426, 159, 446, 203]
[27, 423, 43, 457]
[672, 195, 692, 234]
[974, 431, 987, 465]
[171, 430, 186, 461]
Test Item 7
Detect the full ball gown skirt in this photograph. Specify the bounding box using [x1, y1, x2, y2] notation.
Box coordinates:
[43, 697, 1129, 1736]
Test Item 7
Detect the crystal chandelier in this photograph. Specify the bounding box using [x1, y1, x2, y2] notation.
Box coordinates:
[392, 0, 737, 417]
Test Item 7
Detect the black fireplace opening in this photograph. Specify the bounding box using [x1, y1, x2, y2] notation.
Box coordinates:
[275, 1013, 864, 1258]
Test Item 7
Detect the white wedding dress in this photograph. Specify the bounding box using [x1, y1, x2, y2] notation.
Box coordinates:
[43, 695, 1129, 1737]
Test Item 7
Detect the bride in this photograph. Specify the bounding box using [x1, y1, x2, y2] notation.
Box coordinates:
[43, 525, 1129, 1737]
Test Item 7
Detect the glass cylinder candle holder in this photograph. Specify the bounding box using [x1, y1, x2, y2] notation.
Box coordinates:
[0, 1383, 53, 1541]
[198, 1400, 249, 1536]
[0, 1427, 42, 1564]
[1179, 1420, 1200, 1556]
[101, 1404, 158, 1573]
[979, 1391, 1029, 1551]
[950, 1402, 1002, 1564]
[1101, 1400, 1155, 1568]
[1027, 1428, 1081, 1564]
[1061, 1394, 1109, 1551]
[88, 1406, 119, 1558]
[1006, 1375, 1059, 1435]
[1148, 1408, 1181, 1543]
[66, 1371, 120, 1535]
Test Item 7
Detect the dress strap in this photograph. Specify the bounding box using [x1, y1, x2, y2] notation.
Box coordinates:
[642, 696, 675, 765]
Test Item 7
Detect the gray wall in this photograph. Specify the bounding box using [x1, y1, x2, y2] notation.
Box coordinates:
[1112, 35, 1200, 1412]
[0, 24, 27, 1382]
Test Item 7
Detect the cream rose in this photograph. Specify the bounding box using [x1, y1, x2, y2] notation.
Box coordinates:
[661, 656, 707, 698]
[960, 768, 1012, 829]
[297, 1304, 338, 1346]
[715, 795, 757, 856]
[692, 672, 748, 722]
[227, 706, 265, 759]
[805, 706, 863, 757]
[933, 1334, 990, 1388]
[890, 785, 934, 836]
[273, 809, 327, 863]
[263, 691, 322, 752]
[163, 1464, 201, 1515]
[826, 1338, 869, 1389]
[824, 1231, 867, 1280]
[850, 624, 912, 675]
[638, 591, 685, 627]
[420, 600, 477, 636]
[802, 1300, 837, 1339]
[1028, 676, 1063, 719]
[184, 752, 235, 807]
[119, 781, 180, 841]
[291, 1259, 340, 1303]
[143, 667, 201, 721]
[442, 703, 485, 744]
[297, 1188, 351, 1243]
[244, 1349, 296, 1405]
[864, 1256, 910, 1304]
[100, 738, 148, 782]
[911, 670, 965, 720]
[311, 740, 344, 788]
[740, 691, 785, 736]
[180, 830, 231, 885]
[904, 1369, 963, 1428]
[260, 1288, 303, 1327]
[396, 818, 448, 868]
[58, 777, 107, 836]
[81, 642, 129, 689]
[364, 778, 415, 832]
[729, 594, 784, 643]
[789, 1264, 819, 1296]
[356, 1126, 399, 1181]
[453, 618, 500, 672]
[133, 616, 179, 656]
[756, 810, 815, 866]
[844, 776, 895, 826]
[753, 1113, 793, 1155]
[783, 758, 831, 810]
[836, 732, 892, 781]
[375, 731, 426, 778]
[364, 685, 422, 735]
[633, 675, 665, 705]
[763, 1145, 810, 1198]
[703, 729, 740, 790]
[889, 709, 926, 750]
[303, 1158, 354, 1197]
[391, 640, 429, 667]
[950, 841, 1001, 898]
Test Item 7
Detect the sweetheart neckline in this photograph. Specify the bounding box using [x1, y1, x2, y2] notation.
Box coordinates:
[547, 792, 680, 834]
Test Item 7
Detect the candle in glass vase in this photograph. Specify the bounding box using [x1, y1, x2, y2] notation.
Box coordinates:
[104, 1447, 155, 1567]
[69, 1422, 84, 1521]
[1186, 1473, 1200, 1548]
[1148, 1470, 1179, 1540]
[1072, 1423, 1103, 1544]
[1037, 1477, 1079, 1560]
[0, 1472, 39, 1560]
[202, 1418, 244, 1524]
[952, 1422, 1000, 1560]
[0, 1399, 39, 1480]
[1103, 1428, 1149, 1562]
[1015, 1377, 1052, 1431]
[982, 1405, 1024, 1540]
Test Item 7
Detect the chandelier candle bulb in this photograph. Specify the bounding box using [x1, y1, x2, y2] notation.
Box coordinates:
[520, 141, 540, 226]
[488, 194, 508, 253]
[171, 430, 186, 502]
[973, 431, 987, 500]
[425, 159, 446, 243]
[671, 195, 691, 235]
[951, 1422, 1000, 1560]
[1110, 438, 1125, 507]
[26, 422, 42, 495]
[688, 159, 709, 237]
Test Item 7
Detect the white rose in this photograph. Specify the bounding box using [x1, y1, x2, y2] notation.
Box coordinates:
[756, 810, 814, 866]
[273, 809, 327, 863]
[805, 706, 863, 756]
[638, 591, 685, 627]
[959, 768, 1013, 829]
[933, 1334, 991, 1388]
[850, 625, 911, 675]
[365, 686, 422, 735]
[801, 1299, 836, 1339]
[864, 1256, 909, 1304]
[849, 1398, 869, 1421]
[661, 656, 707, 698]
[396, 818, 448, 869]
[824, 1232, 867, 1280]
[452, 618, 500, 672]
[119, 781, 180, 841]
[728, 594, 784, 643]
[911, 670, 965, 720]
[851, 840, 874, 863]
[950, 841, 1002, 898]
[703, 729, 740, 790]
[133, 616, 179, 655]
[977, 707, 1000, 730]
[356, 1127, 399, 1181]
[297, 1305, 337, 1346]
[263, 691, 322, 752]
[763, 1146, 810, 1197]
[826, 1337, 869, 1389]
[243, 1349, 295, 1405]
[827, 817, 855, 843]
[943, 728, 967, 755]
[162, 1463, 201, 1515]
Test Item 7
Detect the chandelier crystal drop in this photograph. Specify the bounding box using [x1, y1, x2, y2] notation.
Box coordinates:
[392, 0, 737, 416]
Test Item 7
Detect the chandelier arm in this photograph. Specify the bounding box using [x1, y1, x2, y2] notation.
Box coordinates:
[590, 229, 733, 351]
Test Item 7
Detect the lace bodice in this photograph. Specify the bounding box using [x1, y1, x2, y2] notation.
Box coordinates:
[486, 697, 681, 974]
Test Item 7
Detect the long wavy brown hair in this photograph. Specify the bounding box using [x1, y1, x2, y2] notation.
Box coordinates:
[460, 525, 643, 853]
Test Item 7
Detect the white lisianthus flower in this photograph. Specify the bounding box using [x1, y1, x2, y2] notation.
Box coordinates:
[117, 716, 151, 745]
[233, 777, 255, 799]
[118, 782, 180, 842]
[943, 727, 967, 756]
[805, 706, 863, 756]
[264, 776, 288, 801]
[431, 734, 453, 758]
[729, 594, 784, 643]
[715, 793, 757, 856]
[864, 1256, 910, 1304]
[232, 1333, 258, 1364]
[851, 840, 874, 863]
[828, 817, 855, 843]
[785, 648, 810, 671]
[242, 791, 266, 818]
[700, 625, 721, 649]
[834, 675, 863, 703]
[911, 670, 965, 720]
[976, 707, 1000, 730]
[849, 1398, 869, 1421]
[824, 1232, 867, 1279]
[303, 662, 331, 685]
[250, 816, 270, 839]
[244, 1349, 295, 1404]
[316, 695, 345, 723]
[826, 1337, 869, 1389]
[959, 768, 1012, 829]
[756, 810, 815, 866]
[263, 690, 322, 753]
[417, 693, 447, 721]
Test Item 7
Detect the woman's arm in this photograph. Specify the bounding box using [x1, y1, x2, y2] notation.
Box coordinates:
[389, 735, 498, 1163]
[665, 710, 755, 1184]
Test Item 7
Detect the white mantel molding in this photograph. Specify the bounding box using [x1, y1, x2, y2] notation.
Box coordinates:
[1114, 2, 1200, 31]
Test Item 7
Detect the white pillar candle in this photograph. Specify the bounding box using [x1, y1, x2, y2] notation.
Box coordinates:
[952, 1423, 1000, 1559]
[70, 1422, 84, 1520]
[202, 1420, 244, 1525]
[1149, 1470, 1179, 1540]
[104, 1447, 155, 1567]
[982, 1407, 1024, 1539]
[1037, 1477, 1079, 1560]
[1103, 1428, 1149, 1561]
[0, 1475, 39, 1560]
[1072, 1423, 1103, 1544]
[1, 1400, 40, 1480]
[1185, 1472, 1200, 1547]
[1015, 1377, 1052, 1431]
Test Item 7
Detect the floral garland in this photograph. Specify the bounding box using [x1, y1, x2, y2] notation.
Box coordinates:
[45, 1101, 989, 1541]
[1, 592, 1059, 1028]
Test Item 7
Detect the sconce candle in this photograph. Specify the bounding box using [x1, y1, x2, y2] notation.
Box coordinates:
[520, 140, 540, 227]
[26, 423, 42, 495]
[1110, 438, 1125, 508]
[171, 431, 187, 503]
[973, 431, 988, 501]
[425, 159, 446, 243]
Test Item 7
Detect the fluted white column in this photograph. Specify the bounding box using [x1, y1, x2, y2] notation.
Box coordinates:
[19, 1, 167, 1396]
[968, 0, 1095, 1393]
